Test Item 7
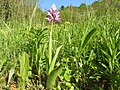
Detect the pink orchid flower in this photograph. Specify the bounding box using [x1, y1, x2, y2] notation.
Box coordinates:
[46, 4, 61, 22]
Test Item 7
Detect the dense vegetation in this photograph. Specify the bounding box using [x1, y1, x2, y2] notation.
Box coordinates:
[0, 0, 120, 90]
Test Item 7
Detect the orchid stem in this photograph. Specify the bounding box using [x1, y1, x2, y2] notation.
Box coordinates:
[51, 20, 53, 32]
[49, 21, 53, 71]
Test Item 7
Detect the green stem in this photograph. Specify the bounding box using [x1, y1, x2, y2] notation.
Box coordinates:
[49, 21, 53, 74]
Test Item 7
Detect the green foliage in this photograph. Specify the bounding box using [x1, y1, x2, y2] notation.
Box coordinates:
[0, 0, 44, 24]
[79, 3, 86, 9]
[81, 28, 96, 49]
[60, 5, 65, 10]
[46, 22, 63, 89]
[19, 52, 30, 90]
[7, 67, 15, 86]
[0, 0, 120, 90]
[46, 64, 63, 89]
[48, 45, 63, 74]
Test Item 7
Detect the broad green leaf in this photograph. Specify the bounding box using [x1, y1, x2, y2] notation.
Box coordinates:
[19, 52, 30, 90]
[64, 74, 71, 82]
[66, 82, 72, 87]
[81, 28, 96, 49]
[46, 64, 63, 89]
[20, 52, 29, 80]
[49, 45, 63, 74]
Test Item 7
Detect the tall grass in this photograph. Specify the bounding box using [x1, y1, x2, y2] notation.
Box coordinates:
[0, 0, 120, 90]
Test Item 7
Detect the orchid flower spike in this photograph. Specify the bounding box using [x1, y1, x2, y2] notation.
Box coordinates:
[46, 4, 61, 23]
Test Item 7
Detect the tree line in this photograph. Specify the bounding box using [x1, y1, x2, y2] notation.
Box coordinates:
[0, 0, 44, 24]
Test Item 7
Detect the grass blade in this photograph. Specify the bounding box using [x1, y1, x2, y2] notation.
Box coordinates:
[7, 67, 15, 86]
[81, 28, 96, 49]
[29, 0, 38, 30]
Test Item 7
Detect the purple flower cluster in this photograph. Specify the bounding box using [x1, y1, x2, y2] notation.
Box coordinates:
[46, 4, 61, 23]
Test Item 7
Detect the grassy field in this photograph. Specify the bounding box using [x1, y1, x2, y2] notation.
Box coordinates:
[0, 0, 120, 90]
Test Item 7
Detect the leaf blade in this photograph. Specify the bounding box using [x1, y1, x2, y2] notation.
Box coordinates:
[81, 28, 96, 49]
[46, 64, 63, 89]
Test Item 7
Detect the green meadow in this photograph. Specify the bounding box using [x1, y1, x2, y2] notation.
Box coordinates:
[0, 0, 120, 90]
